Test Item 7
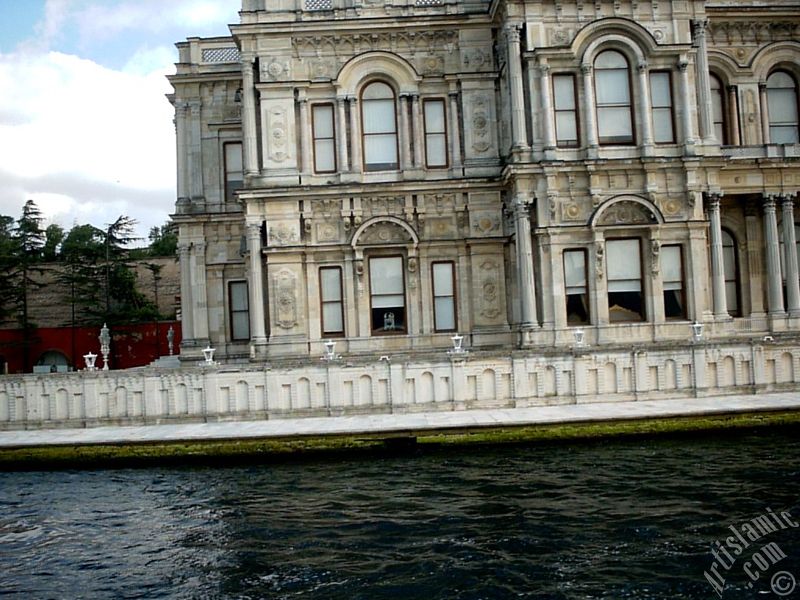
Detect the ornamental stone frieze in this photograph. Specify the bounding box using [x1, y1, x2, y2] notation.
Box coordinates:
[291, 31, 459, 60]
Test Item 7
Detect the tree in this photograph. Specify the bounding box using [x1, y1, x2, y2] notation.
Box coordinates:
[42, 223, 65, 262]
[102, 216, 158, 324]
[8, 200, 46, 370]
[0, 215, 16, 323]
[59, 224, 106, 326]
[148, 222, 178, 257]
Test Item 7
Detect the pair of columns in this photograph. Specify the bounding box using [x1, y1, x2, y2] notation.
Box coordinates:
[707, 193, 800, 319]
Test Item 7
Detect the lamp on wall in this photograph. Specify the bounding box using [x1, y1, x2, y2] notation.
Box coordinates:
[691, 321, 704, 342]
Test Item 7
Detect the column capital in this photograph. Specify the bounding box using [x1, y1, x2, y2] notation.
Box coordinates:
[727, 84, 738, 93]
[637, 61, 648, 73]
[691, 19, 708, 41]
[759, 82, 768, 92]
[539, 63, 552, 76]
[503, 23, 522, 43]
[705, 192, 722, 210]
[246, 222, 263, 238]
[676, 59, 689, 72]
[763, 195, 778, 211]
[177, 243, 191, 255]
[580, 63, 592, 75]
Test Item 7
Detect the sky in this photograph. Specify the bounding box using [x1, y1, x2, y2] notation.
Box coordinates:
[0, 0, 240, 241]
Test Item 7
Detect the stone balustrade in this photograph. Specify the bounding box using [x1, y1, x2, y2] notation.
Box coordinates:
[1, 340, 798, 431]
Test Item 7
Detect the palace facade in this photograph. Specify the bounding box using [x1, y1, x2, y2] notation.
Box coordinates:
[168, 0, 800, 368]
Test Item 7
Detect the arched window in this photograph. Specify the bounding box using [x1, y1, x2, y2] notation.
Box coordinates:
[361, 82, 399, 171]
[767, 71, 799, 144]
[721, 229, 740, 317]
[710, 74, 727, 145]
[594, 50, 633, 145]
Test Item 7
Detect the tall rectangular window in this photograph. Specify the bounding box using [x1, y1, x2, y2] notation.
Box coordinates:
[662, 245, 685, 319]
[607, 239, 644, 322]
[432, 261, 456, 331]
[229, 281, 250, 341]
[312, 104, 336, 173]
[553, 74, 579, 148]
[224, 142, 243, 202]
[650, 71, 675, 143]
[369, 256, 406, 334]
[320, 267, 344, 336]
[362, 82, 398, 171]
[424, 99, 447, 167]
[563, 249, 589, 324]
[594, 50, 633, 145]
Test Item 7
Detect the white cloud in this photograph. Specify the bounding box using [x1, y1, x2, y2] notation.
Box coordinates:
[0, 50, 175, 237]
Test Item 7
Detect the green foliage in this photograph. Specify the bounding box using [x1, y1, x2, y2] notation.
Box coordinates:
[147, 222, 178, 257]
[42, 224, 65, 261]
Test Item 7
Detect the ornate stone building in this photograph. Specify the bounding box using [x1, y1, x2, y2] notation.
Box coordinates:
[168, 0, 800, 376]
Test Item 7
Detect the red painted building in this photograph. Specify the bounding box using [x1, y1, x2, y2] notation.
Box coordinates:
[0, 322, 182, 374]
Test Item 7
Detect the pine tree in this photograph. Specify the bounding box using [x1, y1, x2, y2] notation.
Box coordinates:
[9, 200, 46, 371]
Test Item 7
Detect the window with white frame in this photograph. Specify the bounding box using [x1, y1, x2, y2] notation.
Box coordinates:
[369, 256, 406, 334]
[320, 267, 344, 336]
[662, 245, 685, 319]
[722, 229, 740, 317]
[710, 74, 727, 145]
[432, 261, 456, 331]
[224, 142, 243, 202]
[767, 71, 800, 144]
[650, 71, 675, 144]
[563, 249, 589, 324]
[424, 99, 448, 168]
[553, 74, 579, 148]
[228, 281, 250, 341]
[594, 50, 634, 145]
[362, 82, 399, 171]
[312, 104, 336, 173]
[607, 239, 644, 321]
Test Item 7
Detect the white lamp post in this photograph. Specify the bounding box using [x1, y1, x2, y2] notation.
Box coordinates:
[202, 346, 216, 365]
[98, 323, 111, 371]
[691, 321, 704, 342]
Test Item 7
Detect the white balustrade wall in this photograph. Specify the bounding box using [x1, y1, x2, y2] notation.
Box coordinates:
[1, 341, 799, 430]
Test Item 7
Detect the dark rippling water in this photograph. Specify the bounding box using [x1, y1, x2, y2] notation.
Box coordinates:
[1, 428, 800, 599]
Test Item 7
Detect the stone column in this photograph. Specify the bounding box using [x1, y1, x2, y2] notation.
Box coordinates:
[763, 196, 785, 315]
[540, 64, 556, 150]
[192, 242, 209, 342]
[298, 98, 312, 175]
[178, 243, 195, 345]
[188, 100, 203, 199]
[399, 94, 412, 170]
[727, 85, 741, 146]
[505, 24, 529, 152]
[175, 102, 189, 203]
[745, 204, 766, 316]
[581, 64, 599, 149]
[411, 94, 424, 168]
[759, 83, 771, 145]
[348, 96, 362, 173]
[514, 195, 539, 330]
[241, 56, 259, 176]
[247, 223, 268, 345]
[692, 19, 714, 143]
[706, 193, 728, 318]
[336, 96, 349, 172]
[781, 195, 800, 316]
[449, 90, 462, 168]
[677, 59, 695, 149]
[637, 61, 654, 153]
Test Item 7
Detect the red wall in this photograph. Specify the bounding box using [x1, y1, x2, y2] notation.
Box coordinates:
[0, 322, 182, 374]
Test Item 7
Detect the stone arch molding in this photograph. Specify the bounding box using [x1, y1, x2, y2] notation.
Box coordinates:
[590, 195, 664, 227]
[336, 51, 421, 97]
[351, 216, 419, 250]
[750, 41, 800, 82]
[573, 18, 658, 65]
